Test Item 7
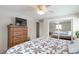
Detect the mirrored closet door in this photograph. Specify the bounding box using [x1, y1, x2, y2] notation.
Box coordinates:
[49, 19, 72, 40]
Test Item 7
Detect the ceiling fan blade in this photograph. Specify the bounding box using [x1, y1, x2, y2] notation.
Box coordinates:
[46, 5, 51, 7]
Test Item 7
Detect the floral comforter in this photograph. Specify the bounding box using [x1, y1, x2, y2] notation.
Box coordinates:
[6, 38, 69, 54]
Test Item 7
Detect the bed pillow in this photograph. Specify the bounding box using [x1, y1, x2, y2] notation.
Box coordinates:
[67, 31, 71, 36]
[53, 31, 68, 35]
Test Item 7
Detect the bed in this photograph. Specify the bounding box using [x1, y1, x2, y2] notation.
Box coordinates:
[51, 31, 73, 40]
[6, 38, 70, 54]
[52, 35, 72, 40]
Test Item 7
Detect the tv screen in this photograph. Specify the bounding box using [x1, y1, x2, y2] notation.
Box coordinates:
[15, 17, 27, 26]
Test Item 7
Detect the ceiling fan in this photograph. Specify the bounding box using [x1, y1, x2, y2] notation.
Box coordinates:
[36, 5, 53, 15]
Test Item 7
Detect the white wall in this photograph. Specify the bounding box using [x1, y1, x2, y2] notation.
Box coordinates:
[27, 19, 36, 39]
[0, 10, 36, 53]
[0, 16, 12, 53]
[39, 19, 49, 38]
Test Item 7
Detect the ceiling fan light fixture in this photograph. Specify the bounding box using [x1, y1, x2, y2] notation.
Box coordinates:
[36, 5, 47, 15]
[37, 10, 44, 15]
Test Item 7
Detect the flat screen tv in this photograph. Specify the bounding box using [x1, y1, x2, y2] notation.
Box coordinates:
[15, 17, 27, 26]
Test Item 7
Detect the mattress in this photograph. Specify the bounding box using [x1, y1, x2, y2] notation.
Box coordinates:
[6, 38, 69, 54]
[52, 35, 72, 40]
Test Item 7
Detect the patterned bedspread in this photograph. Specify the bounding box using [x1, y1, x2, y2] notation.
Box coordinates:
[6, 38, 69, 54]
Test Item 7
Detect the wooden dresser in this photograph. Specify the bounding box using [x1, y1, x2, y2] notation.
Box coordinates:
[8, 25, 28, 48]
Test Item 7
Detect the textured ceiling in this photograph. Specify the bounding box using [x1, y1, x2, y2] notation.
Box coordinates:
[0, 5, 79, 19]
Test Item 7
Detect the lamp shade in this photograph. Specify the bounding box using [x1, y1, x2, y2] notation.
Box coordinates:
[56, 24, 62, 30]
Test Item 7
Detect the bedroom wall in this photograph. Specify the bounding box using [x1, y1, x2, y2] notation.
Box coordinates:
[27, 19, 36, 39]
[43, 20, 49, 38]
[39, 19, 49, 38]
[0, 10, 36, 53]
[0, 16, 12, 53]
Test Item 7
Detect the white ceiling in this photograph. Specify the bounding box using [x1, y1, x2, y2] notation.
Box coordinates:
[0, 5, 79, 19]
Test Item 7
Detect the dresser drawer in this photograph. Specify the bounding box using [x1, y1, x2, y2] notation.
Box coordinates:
[13, 41, 21, 46]
[13, 39, 25, 46]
